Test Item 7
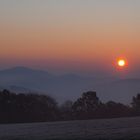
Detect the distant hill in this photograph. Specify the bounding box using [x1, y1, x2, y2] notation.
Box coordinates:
[0, 85, 34, 93]
[96, 78, 140, 104]
[0, 66, 139, 104]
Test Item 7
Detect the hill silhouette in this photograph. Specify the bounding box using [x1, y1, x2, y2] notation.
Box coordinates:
[0, 67, 139, 104]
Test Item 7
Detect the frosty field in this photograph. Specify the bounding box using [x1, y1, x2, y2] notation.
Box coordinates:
[0, 117, 140, 140]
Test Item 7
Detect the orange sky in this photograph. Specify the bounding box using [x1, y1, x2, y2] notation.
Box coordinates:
[0, 0, 140, 75]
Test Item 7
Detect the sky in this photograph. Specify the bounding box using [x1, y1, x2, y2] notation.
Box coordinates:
[0, 0, 140, 76]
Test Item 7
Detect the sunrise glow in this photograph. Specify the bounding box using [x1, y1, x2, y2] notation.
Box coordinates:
[118, 60, 125, 67]
[116, 58, 128, 69]
[0, 1, 139, 74]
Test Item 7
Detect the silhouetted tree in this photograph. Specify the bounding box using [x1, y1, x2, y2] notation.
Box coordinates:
[0, 90, 58, 123]
[0, 89, 137, 123]
[131, 93, 140, 115]
[103, 101, 130, 118]
[72, 91, 101, 119]
[60, 100, 73, 120]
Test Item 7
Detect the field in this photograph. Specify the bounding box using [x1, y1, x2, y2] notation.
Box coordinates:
[0, 117, 140, 140]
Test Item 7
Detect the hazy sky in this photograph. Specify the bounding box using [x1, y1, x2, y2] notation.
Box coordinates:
[0, 0, 140, 76]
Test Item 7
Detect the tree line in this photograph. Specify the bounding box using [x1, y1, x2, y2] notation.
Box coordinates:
[0, 89, 140, 123]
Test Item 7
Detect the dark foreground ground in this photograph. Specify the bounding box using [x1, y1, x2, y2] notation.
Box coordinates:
[0, 117, 140, 140]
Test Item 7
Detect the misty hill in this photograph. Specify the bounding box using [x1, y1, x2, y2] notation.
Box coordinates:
[0, 66, 54, 90]
[0, 66, 139, 104]
[97, 79, 140, 104]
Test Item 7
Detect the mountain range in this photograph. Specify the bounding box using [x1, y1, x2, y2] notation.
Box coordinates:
[0, 66, 140, 104]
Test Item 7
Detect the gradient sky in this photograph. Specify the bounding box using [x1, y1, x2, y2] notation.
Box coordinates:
[0, 0, 140, 76]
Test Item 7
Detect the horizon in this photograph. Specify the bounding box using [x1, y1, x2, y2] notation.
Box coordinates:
[0, 65, 140, 79]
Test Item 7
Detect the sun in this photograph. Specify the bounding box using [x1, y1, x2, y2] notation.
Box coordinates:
[116, 58, 128, 68]
[118, 59, 125, 67]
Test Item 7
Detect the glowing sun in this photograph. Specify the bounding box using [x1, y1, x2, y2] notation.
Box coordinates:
[117, 59, 126, 67]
